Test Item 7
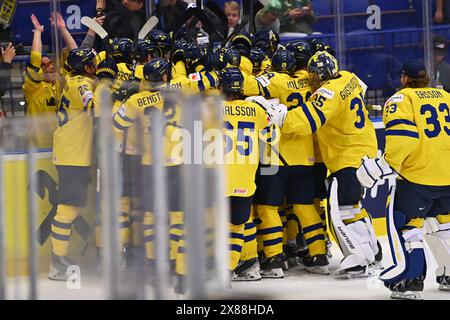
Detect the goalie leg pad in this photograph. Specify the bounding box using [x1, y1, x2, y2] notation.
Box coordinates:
[328, 178, 376, 274]
[424, 216, 450, 290]
[380, 207, 427, 285]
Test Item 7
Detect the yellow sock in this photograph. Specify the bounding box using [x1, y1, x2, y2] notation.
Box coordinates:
[314, 198, 327, 231]
[279, 208, 287, 245]
[229, 223, 245, 270]
[175, 236, 186, 275]
[241, 216, 257, 261]
[51, 205, 79, 256]
[293, 204, 326, 256]
[170, 211, 184, 262]
[256, 205, 283, 259]
[253, 205, 264, 253]
[437, 214, 450, 224]
[143, 211, 155, 260]
[130, 197, 143, 245]
[285, 205, 299, 243]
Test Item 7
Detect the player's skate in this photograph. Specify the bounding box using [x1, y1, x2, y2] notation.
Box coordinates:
[334, 250, 379, 279]
[232, 258, 262, 282]
[436, 266, 450, 291]
[284, 244, 302, 269]
[388, 278, 424, 300]
[121, 243, 133, 271]
[299, 254, 330, 275]
[370, 241, 384, 271]
[48, 253, 76, 281]
[259, 254, 284, 279]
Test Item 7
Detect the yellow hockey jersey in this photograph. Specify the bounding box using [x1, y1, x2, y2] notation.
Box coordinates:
[53, 74, 95, 166]
[243, 70, 315, 166]
[23, 50, 57, 148]
[223, 99, 269, 197]
[113, 62, 133, 92]
[281, 71, 378, 173]
[383, 87, 450, 186]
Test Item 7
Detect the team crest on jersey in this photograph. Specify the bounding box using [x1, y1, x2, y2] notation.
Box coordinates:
[189, 72, 201, 82]
[233, 188, 247, 195]
[316, 87, 334, 99]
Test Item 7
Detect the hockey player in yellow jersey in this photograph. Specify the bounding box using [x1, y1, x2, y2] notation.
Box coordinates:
[134, 39, 162, 80]
[357, 60, 450, 299]
[244, 48, 329, 275]
[259, 51, 382, 278]
[49, 47, 97, 280]
[111, 59, 166, 272]
[219, 67, 269, 281]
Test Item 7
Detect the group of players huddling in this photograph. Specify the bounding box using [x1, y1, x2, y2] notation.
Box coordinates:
[23, 12, 450, 300]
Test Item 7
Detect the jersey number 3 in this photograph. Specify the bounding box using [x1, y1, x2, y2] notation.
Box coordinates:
[350, 96, 365, 129]
[420, 103, 450, 138]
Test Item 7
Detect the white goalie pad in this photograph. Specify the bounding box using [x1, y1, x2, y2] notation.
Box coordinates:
[424, 217, 450, 269]
[328, 178, 374, 273]
[380, 181, 407, 282]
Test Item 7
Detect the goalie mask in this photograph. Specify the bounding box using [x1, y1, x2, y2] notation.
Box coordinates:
[308, 51, 339, 90]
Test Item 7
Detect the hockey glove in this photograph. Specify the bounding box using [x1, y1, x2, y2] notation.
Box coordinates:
[356, 153, 397, 189]
[245, 96, 287, 127]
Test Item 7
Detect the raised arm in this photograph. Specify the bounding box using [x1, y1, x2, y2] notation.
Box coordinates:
[81, 15, 105, 48]
[31, 14, 44, 54]
[51, 12, 78, 51]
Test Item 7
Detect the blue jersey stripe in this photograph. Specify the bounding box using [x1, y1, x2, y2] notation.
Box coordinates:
[385, 119, 416, 129]
[385, 129, 419, 138]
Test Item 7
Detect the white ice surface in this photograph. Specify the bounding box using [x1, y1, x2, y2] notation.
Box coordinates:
[4, 237, 450, 300]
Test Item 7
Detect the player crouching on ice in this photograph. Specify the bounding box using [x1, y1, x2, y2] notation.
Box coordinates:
[251, 51, 383, 279]
[356, 60, 450, 300]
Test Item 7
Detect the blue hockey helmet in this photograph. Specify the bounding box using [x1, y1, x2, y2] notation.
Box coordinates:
[286, 39, 313, 70]
[219, 67, 244, 94]
[271, 49, 296, 74]
[65, 47, 97, 74]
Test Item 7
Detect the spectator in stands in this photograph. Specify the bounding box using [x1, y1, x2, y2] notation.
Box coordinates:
[433, 34, 450, 92]
[158, 0, 188, 33]
[279, 0, 316, 35]
[0, 43, 15, 98]
[255, 0, 283, 33]
[434, 0, 450, 24]
[102, 0, 147, 38]
[224, 1, 241, 36]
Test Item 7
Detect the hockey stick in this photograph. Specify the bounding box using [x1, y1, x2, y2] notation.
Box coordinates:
[130, 16, 159, 79]
[81, 16, 111, 55]
[138, 15, 159, 40]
